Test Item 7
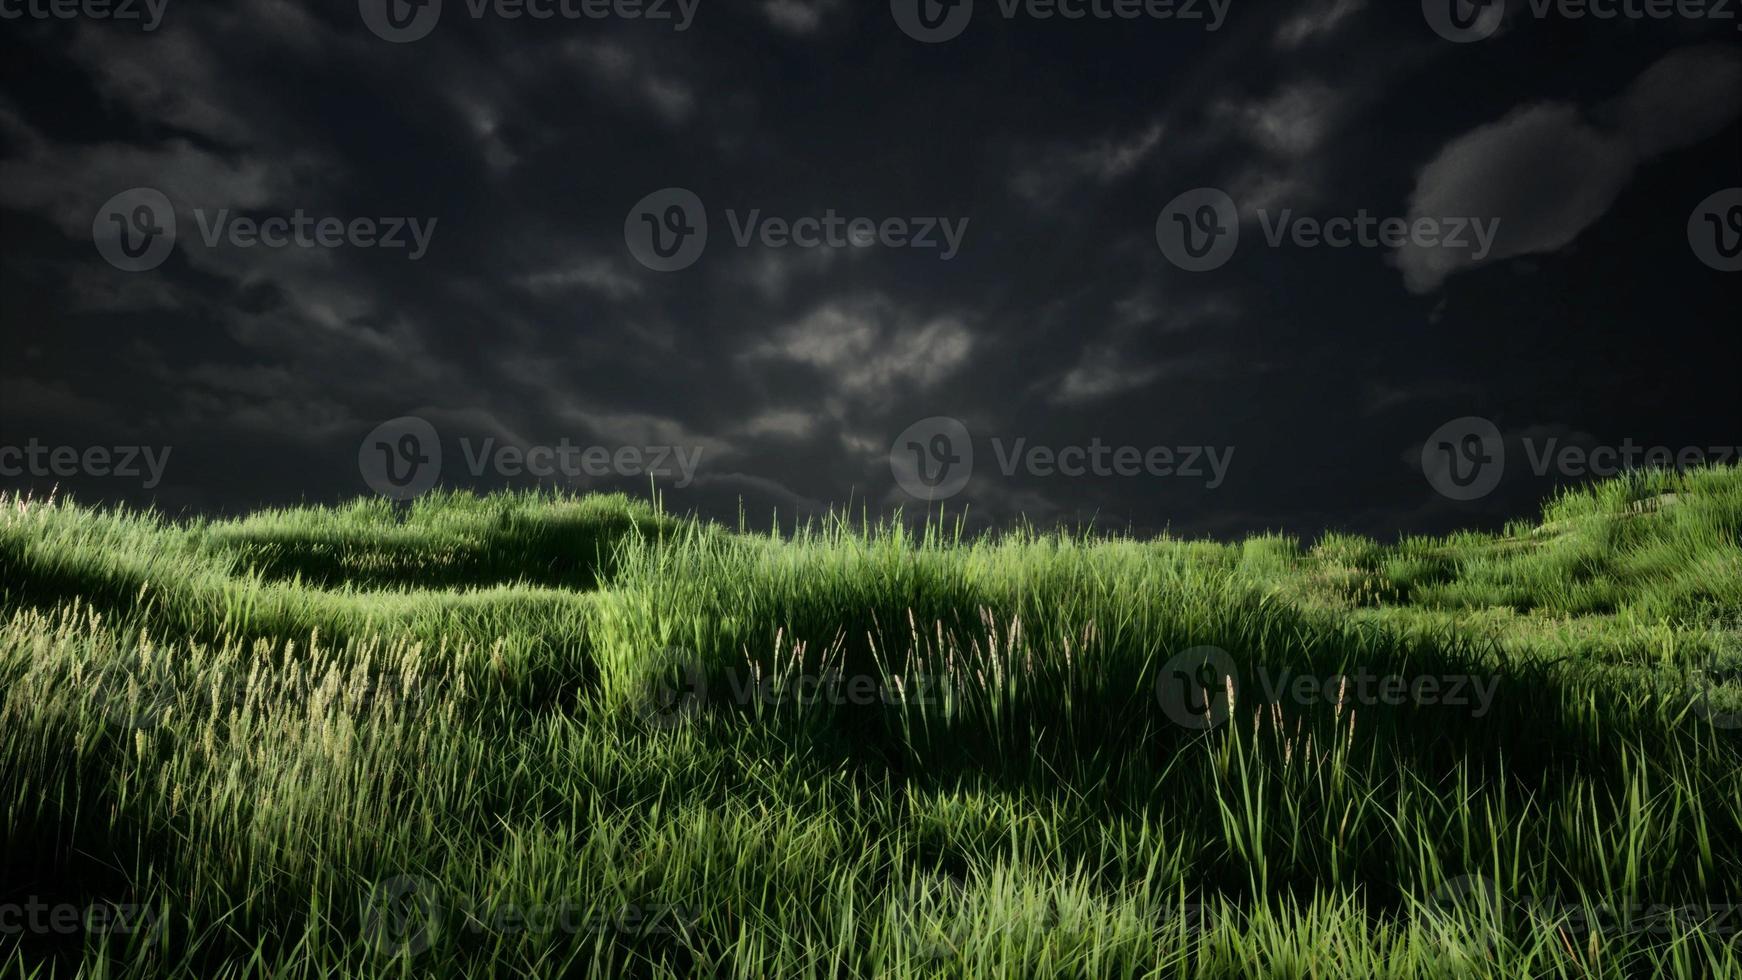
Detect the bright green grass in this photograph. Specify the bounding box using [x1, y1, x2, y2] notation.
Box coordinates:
[1, 469, 1739, 978]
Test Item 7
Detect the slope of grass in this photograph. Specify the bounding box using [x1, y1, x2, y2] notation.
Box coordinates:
[1, 469, 1739, 978]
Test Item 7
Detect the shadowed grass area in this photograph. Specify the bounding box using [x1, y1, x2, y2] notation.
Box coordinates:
[0, 469, 1739, 978]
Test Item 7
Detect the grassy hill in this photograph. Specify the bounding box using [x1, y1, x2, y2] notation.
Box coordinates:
[1, 467, 1739, 978]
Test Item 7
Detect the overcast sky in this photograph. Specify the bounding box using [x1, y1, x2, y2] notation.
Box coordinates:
[1, 0, 1737, 538]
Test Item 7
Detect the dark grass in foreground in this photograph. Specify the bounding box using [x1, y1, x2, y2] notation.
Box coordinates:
[1, 468, 1739, 978]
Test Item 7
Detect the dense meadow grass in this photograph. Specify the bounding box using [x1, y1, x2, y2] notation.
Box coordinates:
[1, 467, 1739, 978]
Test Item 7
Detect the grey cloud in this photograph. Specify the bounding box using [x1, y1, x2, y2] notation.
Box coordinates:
[1050, 292, 1237, 405]
[1010, 123, 1164, 207]
[565, 39, 697, 125]
[449, 87, 522, 173]
[736, 411, 821, 441]
[1230, 167, 1317, 220]
[1395, 45, 1742, 293]
[1, 0, 1731, 541]
[69, 26, 256, 145]
[1217, 82, 1341, 159]
[760, 0, 842, 34]
[747, 297, 975, 409]
[1273, 0, 1366, 49]
[0, 127, 278, 243]
[1612, 45, 1742, 157]
[1393, 102, 1634, 294]
[1054, 346, 1164, 404]
[739, 247, 839, 303]
[517, 257, 644, 300]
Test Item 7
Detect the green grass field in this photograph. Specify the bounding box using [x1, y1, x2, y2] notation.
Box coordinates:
[2, 467, 1739, 978]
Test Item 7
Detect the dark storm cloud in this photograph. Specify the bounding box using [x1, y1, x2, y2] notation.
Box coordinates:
[0, 0, 1737, 535]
